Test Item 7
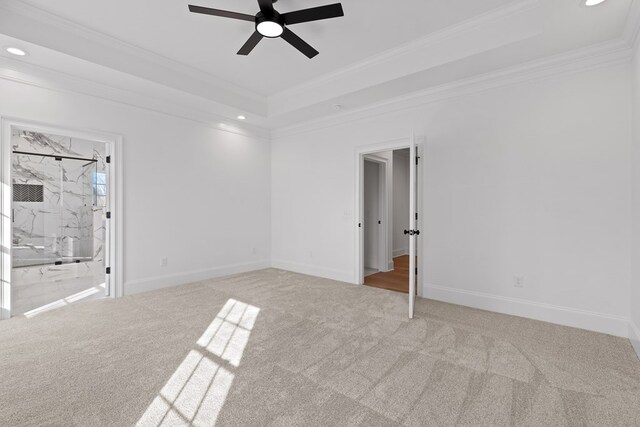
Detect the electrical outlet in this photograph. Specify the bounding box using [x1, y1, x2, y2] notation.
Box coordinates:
[514, 275, 524, 288]
[161, 257, 168, 267]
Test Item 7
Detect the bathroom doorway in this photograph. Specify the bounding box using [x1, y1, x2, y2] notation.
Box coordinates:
[0, 119, 122, 319]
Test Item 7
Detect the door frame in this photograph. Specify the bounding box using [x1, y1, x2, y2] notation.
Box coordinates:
[362, 155, 391, 274]
[355, 136, 424, 292]
[0, 117, 124, 320]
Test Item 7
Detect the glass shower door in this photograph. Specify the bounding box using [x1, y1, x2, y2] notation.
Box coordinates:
[60, 158, 96, 264]
[12, 153, 63, 267]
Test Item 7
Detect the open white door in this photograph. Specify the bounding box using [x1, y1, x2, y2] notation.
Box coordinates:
[408, 132, 418, 319]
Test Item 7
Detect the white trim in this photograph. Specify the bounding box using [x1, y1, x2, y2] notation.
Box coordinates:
[269, 0, 541, 115]
[425, 283, 630, 337]
[415, 139, 425, 298]
[0, 119, 11, 320]
[0, 58, 271, 141]
[630, 321, 640, 360]
[0, 0, 633, 134]
[363, 154, 392, 273]
[272, 40, 631, 139]
[408, 132, 416, 318]
[0, 0, 632, 137]
[355, 137, 424, 287]
[393, 248, 409, 257]
[126, 260, 271, 295]
[356, 138, 408, 285]
[0, 0, 265, 112]
[274, 0, 540, 101]
[270, 260, 353, 284]
[624, 0, 640, 49]
[0, 117, 124, 318]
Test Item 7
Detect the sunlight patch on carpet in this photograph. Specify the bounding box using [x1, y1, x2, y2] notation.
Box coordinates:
[137, 299, 260, 426]
[23, 283, 106, 318]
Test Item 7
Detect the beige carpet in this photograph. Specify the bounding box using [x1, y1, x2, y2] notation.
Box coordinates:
[0, 269, 639, 426]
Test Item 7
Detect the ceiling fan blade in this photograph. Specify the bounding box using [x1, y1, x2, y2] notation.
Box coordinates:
[257, 0, 275, 15]
[282, 3, 344, 25]
[281, 28, 319, 59]
[188, 5, 255, 22]
[237, 31, 263, 55]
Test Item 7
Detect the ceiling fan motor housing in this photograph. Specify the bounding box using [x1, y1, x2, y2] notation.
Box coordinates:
[255, 11, 284, 38]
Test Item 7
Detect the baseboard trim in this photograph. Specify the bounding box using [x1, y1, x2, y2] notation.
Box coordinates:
[630, 321, 640, 360]
[124, 260, 270, 295]
[393, 249, 409, 257]
[271, 260, 354, 284]
[425, 283, 629, 337]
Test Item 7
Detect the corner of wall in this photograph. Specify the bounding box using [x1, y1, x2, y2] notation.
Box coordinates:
[630, 321, 640, 360]
[270, 260, 355, 284]
[125, 260, 270, 296]
[632, 16, 640, 361]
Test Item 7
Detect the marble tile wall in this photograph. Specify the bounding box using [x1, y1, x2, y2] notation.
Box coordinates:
[11, 130, 107, 286]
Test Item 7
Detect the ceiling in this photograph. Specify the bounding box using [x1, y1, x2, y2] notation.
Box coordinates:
[0, 0, 636, 132]
[9, 0, 518, 96]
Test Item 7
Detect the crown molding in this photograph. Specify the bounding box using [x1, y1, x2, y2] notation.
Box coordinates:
[268, 0, 541, 116]
[624, 0, 640, 49]
[0, 56, 271, 140]
[272, 39, 632, 139]
[271, 0, 540, 101]
[0, 33, 628, 143]
[0, 0, 634, 139]
[0, 0, 268, 116]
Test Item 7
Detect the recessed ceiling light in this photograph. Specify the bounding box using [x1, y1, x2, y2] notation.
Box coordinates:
[6, 47, 27, 56]
[237, 115, 246, 120]
[584, 0, 607, 6]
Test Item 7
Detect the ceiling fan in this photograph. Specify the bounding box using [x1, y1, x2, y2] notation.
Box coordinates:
[188, 0, 344, 59]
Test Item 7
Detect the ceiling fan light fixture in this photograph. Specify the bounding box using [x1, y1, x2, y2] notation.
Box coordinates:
[584, 0, 607, 6]
[188, 1, 344, 58]
[257, 20, 284, 38]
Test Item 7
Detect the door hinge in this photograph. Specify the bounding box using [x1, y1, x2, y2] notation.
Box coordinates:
[106, 211, 111, 219]
[415, 212, 418, 220]
[106, 156, 111, 164]
[378, 220, 381, 225]
[416, 156, 420, 165]
[415, 267, 418, 275]
[106, 267, 111, 275]
[358, 223, 362, 228]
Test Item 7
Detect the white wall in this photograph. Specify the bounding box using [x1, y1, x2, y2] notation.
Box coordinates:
[631, 41, 640, 357]
[392, 150, 410, 257]
[0, 77, 271, 296]
[271, 63, 633, 337]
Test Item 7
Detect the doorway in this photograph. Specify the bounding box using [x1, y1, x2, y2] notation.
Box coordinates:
[363, 156, 389, 277]
[364, 148, 413, 293]
[356, 136, 423, 318]
[0, 118, 123, 319]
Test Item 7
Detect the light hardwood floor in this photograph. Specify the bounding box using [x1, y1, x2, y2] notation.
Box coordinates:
[364, 255, 415, 294]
